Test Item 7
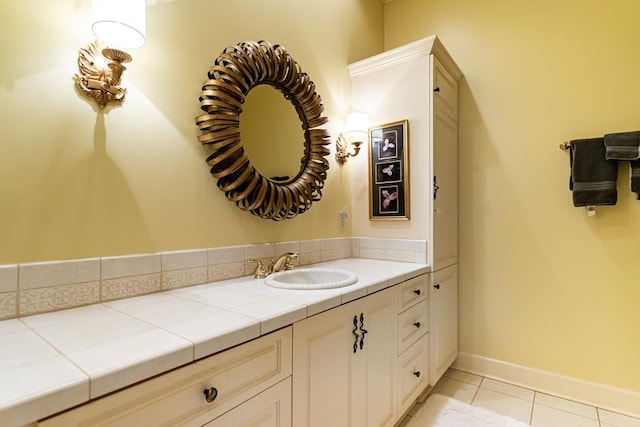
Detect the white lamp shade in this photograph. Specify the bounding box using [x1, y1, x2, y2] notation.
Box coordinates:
[92, 0, 146, 49]
[345, 111, 368, 138]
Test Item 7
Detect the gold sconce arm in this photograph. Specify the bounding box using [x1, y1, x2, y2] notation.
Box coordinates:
[336, 133, 363, 165]
[336, 111, 368, 165]
[73, 41, 132, 108]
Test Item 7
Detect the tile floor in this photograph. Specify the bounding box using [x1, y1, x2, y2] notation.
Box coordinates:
[400, 368, 640, 427]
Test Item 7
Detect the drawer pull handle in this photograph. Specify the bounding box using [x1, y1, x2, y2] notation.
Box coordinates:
[413, 289, 421, 296]
[353, 315, 359, 353]
[434, 284, 440, 290]
[414, 321, 421, 328]
[204, 387, 218, 403]
[413, 371, 421, 378]
[359, 313, 368, 350]
[433, 86, 440, 92]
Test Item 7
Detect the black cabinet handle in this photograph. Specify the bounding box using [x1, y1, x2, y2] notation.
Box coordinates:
[413, 289, 421, 296]
[359, 313, 368, 350]
[204, 387, 218, 403]
[414, 321, 421, 328]
[433, 86, 440, 92]
[434, 284, 440, 290]
[352, 315, 359, 353]
[413, 371, 421, 378]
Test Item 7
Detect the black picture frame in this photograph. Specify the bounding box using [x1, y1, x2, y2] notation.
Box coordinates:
[368, 120, 410, 220]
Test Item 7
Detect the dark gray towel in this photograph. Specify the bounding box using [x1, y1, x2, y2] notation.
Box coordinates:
[604, 131, 640, 160]
[570, 137, 618, 206]
[631, 160, 640, 199]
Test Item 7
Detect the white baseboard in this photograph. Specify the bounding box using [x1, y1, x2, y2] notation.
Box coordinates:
[452, 351, 640, 418]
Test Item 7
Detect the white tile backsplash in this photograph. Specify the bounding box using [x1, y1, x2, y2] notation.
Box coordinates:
[386, 239, 415, 251]
[101, 254, 161, 280]
[300, 239, 323, 252]
[208, 245, 246, 264]
[358, 237, 386, 249]
[275, 240, 301, 255]
[0, 265, 17, 293]
[245, 243, 276, 259]
[5, 237, 427, 319]
[19, 259, 100, 290]
[161, 249, 207, 271]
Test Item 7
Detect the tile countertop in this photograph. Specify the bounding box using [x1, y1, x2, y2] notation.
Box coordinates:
[0, 258, 428, 426]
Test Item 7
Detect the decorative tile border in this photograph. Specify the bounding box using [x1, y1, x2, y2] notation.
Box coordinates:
[0, 292, 17, 320]
[19, 281, 100, 316]
[101, 274, 162, 302]
[0, 237, 428, 319]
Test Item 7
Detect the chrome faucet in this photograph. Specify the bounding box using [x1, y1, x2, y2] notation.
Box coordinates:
[269, 252, 298, 274]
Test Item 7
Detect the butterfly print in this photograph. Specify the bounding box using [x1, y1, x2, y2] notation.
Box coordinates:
[382, 164, 394, 176]
[382, 190, 398, 208]
[382, 138, 395, 152]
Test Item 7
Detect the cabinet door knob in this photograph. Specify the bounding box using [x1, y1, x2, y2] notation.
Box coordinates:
[413, 321, 421, 328]
[413, 371, 421, 378]
[413, 289, 421, 296]
[204, 387, 218, 403]
[433, 86, 440, 92]
[434, 284, 440, 290]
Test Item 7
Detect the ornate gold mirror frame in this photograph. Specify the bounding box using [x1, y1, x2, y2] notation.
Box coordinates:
[195, 41, 331, 220]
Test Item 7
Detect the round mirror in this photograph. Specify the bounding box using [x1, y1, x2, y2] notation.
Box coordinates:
[240, 85, 304, 182]
[195, 40, 331, 220]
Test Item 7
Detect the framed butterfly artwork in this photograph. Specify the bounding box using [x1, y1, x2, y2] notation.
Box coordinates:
[368, 120, 410, 220]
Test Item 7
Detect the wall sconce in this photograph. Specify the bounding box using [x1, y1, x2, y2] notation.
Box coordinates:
[336, 111, 368, 165]
[74, 0, 146, 108]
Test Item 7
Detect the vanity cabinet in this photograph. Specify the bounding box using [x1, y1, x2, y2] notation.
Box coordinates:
[430, 264, 458, 384]
[292, 286, 397, 427]
[39, 327, 292, 427]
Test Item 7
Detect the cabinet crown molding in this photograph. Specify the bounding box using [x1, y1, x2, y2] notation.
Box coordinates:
[348, 35, 462, 81]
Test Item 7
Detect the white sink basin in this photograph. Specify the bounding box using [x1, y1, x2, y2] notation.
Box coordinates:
[265, 268, 358, 290]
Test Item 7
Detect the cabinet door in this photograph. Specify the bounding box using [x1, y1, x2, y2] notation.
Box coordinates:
[360, 287, 397, 427]
[292, 301, 355, 427]
[292, 288, 398, 427]
[432, 108, 458, 271]
[203, 378, 291, 427]
[430, 265, 458, 384]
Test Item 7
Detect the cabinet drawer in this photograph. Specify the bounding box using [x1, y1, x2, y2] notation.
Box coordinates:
[397, 300, 429, 355]
[397, 275, 428, 313]
[396, 334, 430, 417]
[41, 327, 292, 427]
[203, 377, 291, 427]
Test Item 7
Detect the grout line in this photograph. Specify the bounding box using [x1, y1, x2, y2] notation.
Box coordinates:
[469, 376, 483, 404]
[530, 391, 537, 426]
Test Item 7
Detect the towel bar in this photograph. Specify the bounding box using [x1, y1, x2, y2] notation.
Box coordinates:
[559, 142, 571, 151]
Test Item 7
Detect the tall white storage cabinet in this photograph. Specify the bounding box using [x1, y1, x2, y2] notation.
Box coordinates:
[348, 36, 462, 386]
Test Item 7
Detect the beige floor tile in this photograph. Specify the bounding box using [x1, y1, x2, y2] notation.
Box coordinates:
[532, 404, 598, 427]
[472, 388, 533, 424]
[444, 368, 483, 386]
[432, 376, 479, 404]
[599, 408, 640, 427]
[535, 392, 598, 419]
[481, 377, 535, 401]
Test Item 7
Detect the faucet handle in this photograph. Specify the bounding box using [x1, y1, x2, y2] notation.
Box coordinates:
[247, 258, 267, 279]
[283, 252, 298, 270]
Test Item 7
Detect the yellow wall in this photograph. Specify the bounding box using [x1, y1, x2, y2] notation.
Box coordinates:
[385, 0, 640, 392]
[0, 0, 383, 264]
